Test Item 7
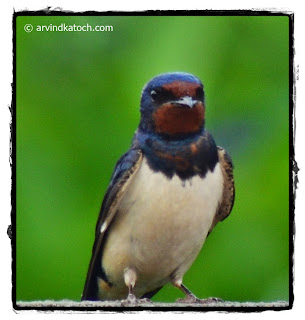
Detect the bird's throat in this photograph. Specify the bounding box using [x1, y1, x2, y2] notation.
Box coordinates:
[153, 103, 205, 137]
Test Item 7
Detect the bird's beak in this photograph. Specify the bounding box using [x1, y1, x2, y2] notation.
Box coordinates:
[173, 96, 199, 108]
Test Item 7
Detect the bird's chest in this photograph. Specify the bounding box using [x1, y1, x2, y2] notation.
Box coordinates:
[103, 158, 223, 280]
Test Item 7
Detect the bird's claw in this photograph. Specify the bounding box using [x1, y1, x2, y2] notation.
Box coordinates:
[198, 297, 224, 304]
[176, 293, 200, 303]
[121, 294, 153, 306]
[176, 295, 224, 304]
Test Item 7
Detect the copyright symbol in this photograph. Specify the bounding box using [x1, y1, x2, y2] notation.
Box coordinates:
[24, 24, 33, 33]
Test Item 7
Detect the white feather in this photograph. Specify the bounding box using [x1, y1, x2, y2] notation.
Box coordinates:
[100, 158, 224, 299]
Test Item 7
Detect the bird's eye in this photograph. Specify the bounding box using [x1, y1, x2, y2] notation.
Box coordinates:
[150, 87, 173, 103]
[196, 87, 204, 101]
[150, 90, 158, 101]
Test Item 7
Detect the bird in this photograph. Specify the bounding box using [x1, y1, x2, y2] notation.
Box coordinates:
[82, 72, 235, 303]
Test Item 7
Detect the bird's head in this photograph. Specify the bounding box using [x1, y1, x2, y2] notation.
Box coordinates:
[139, 72, 205, 139]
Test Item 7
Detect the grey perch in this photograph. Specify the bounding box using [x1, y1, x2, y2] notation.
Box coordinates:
[16, 300, 289, 309]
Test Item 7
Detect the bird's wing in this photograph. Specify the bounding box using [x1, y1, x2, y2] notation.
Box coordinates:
[82, 147, 143, 300]
[209, 146, 235, 233]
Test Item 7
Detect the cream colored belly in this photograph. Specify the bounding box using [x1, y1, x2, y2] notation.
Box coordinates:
[101, 158, 223, 298]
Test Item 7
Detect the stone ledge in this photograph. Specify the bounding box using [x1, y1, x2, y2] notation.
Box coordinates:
[16, 300, 290, 309]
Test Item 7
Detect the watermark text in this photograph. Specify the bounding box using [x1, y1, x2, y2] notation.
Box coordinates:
[24, 23, 114, 33]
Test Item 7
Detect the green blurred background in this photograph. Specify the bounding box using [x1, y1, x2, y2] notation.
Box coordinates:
[16, 15, 290, 303]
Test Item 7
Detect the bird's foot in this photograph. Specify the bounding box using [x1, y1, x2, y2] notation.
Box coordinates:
[176, 293, 200, 303]
[197, 297, 224, 304]
[121, 293, 153, 306]
[176, 294, 223, 304]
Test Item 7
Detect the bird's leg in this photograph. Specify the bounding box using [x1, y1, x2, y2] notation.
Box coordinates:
[172, 279, 223, 304]
[172, 280, 200, 303]
[123, 268, 137, 302]
[121, 268, 153, 305]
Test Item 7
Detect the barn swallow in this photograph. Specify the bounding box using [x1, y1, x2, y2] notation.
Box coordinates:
[82, 72, 235, 303]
